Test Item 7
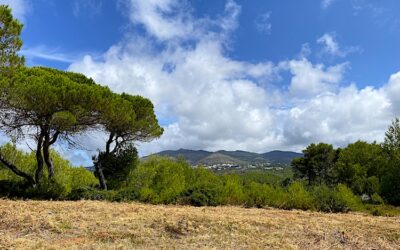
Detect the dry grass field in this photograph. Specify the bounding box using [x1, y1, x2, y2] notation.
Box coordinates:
[0, 200, 399, 249]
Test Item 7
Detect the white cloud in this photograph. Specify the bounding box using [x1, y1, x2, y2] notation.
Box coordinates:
[0, 0, 30, 22]
[282, 59, 347, 98]
[317, 32, 361, 58]
[384, 71, 400, 116]
[282, 85, 391, 149]
[5, 0, 393, 164]
[317, 33, 341, 56]
[321, 0, 335, 9]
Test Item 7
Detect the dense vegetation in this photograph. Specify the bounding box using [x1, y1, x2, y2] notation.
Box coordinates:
[1, 138, 399, 216]
[292, 119, 400, 207]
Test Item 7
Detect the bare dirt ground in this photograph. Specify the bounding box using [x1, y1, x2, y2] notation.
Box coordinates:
[0, 199, 399, 249]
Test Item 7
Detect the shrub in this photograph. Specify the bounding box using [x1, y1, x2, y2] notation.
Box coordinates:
[311, 184, 364, 212]
[332, 184, 362, 212]
[244, 182, 268, 208]
[244, 182, 290, 209]
[69, 167, 98, 190]
[311, 184, 336, 212]
[182, 167, 222, 206]
[370, 193, 384, 205]
[287, 181, 314, 210]
[128, 156, 188, 204]
[220, 174, 245, 205]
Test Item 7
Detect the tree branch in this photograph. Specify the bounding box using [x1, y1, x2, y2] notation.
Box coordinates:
[0, 150, 35, 186]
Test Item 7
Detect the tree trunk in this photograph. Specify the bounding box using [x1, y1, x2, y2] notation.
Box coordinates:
[96, 162, 107, 190]
[0, 153, 35, 187]
[95, 132, 115, 190]
[43, 133, 54, 180]
[35, 131, 45, 184]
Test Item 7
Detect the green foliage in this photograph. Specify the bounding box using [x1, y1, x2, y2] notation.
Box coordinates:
[370, 193, 384, 205]
[96, 144, 138, 190]
[334, 141, 384, 195]
[239, 171, 287, 186]
[94, 93, 163, 190]
[311, 184, 362, 212]
[0, 4, 24, 72]
[311, 184, 336, 212]
[182, 167, 222, 206]
[287, 181, 314, 210]
[380, 164, 400, 206]
[383, 118, 400, 152]
[244, 182, 288, 208]
[292, 143, 337, 185]
[0, 143, 36, 183]
[220, 174, 245, 205]
[0, 143, 97, 199]
[128, 156, 188, 204]
[332, 184, 363, 212]
[69, 167, 98, 190]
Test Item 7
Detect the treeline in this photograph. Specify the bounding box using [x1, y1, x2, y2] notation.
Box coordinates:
[1, 140, 399, 216]
[292, 119, 400, 207]
[0, 144, 363, 213]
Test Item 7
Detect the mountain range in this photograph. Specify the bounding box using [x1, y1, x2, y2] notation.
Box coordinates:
[146, 149, 303, 166]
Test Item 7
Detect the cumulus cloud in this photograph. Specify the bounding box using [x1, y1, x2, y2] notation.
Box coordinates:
[0, 0, 30, 22]
[384, 71, 400, 116]
[282, 85, 391, 150]
[64, 0, 400, 163]
[282, 59, 347, 98]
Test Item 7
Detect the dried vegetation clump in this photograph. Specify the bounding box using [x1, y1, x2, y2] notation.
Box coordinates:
[0, 199, 399, 249]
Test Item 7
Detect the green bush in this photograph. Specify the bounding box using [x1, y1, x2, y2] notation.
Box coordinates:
[182, 167, 223, 206]
[311, 184, 364, 212]
[69, 167, 98, 190]
[370, 193, 384, 205]
[128, 156, 188, 204]
[287, 181, 314, 210]
[332, 184, 363, 212]
[244, 182, 268, 208]
[220, 174, 245, 205]
[0, 143, 98, 199]
[244, 182, 290, 209]
[380, 166, 400, 206]
[311, 184, 336, 212]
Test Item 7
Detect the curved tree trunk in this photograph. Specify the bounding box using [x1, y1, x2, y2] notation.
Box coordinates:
[35, 131, 45, 184]
[43, 133, 54, 180]
[42, 129, 60, 180]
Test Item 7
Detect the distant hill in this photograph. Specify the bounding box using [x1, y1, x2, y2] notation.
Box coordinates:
[261, 150, 304, 164]
[145, 149, 302, 166]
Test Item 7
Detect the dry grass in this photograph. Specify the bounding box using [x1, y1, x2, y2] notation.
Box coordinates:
[0, 200, 399, 249]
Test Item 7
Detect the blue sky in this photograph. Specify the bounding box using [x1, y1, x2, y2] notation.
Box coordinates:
[18, 0, 400, 86]
[2, 0, 400, 166]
